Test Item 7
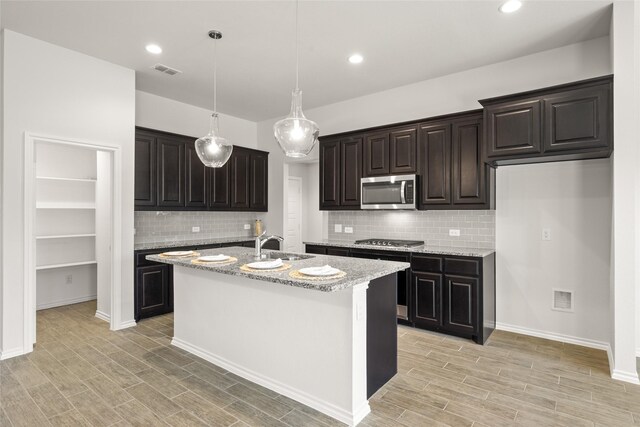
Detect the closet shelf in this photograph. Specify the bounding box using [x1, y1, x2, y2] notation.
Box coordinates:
[36, 234, 96, 240]
[36, 261, 97, 270]
[36, 176, 97, 183]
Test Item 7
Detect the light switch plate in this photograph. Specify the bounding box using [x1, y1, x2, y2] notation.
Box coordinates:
[344, 226, 354, 234]
[244, 224, 251, 230]
[334, 224, 342, 233]
[542, 228, 551, 241]
[449, 229, 460, 237]
[192, 226, 200, 233]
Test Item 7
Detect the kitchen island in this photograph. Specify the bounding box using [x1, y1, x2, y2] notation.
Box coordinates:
[147, 247, 409, 426]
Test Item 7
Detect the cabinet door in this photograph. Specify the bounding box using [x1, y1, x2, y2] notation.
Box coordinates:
[185, 141, 207, 208]
[326, 247, 350, 257]
[157, 137, 185, 207]
[412, 272, 443, 329]
[443, 274, 478, 335]
[418, 122, 451, 206]
[134, 131, 156, 207]
[319, 140, 341, 209]
[208, 161, 230, 209]
[543, 83, 611, 153]
[250, 151, 268, 211]
[363, 132, 390, 176]
[484, 99, 542, 158]
[135, 265, 172, 321]
[452, 117, 486, 206]
[230, 148, 251, 210]
[340, 137, 363, 207]
[390, 126, 417, 174]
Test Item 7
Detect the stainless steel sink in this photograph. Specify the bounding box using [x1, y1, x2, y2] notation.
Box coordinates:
[266, 252, 315, 261]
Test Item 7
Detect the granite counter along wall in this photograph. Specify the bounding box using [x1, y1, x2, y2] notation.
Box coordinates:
[134, 211, 267, 246]
[328, 210, 495, 249]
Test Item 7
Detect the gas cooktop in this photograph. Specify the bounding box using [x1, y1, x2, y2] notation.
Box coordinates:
[354, 238, 424, 248]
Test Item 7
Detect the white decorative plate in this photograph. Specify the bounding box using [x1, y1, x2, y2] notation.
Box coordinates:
[299, 266, 341, 277]
[247, 259, 284, 270]
[198, 255, 230, 262]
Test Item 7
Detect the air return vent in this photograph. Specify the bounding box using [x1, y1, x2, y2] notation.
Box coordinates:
[152, 63, 182, 76]
[552, 289, 573, 312]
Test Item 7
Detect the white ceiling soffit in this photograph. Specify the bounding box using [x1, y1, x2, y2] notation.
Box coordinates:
[1, 1, 611, 122]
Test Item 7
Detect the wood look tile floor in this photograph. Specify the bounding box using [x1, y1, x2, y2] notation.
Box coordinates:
[2, 301, 639, 427]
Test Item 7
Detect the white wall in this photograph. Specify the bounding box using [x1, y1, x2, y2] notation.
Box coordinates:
[1, 30, 135, 357]
[96, 151, 112, 320]
[136, 90, 258, 149]
[496, 159, 612, 347]
[257, 36, 611, 238]
[0, 25, 5, 355]
[610, 0, 640, 382]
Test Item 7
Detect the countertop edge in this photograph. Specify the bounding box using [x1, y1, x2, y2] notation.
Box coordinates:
[303, 240, 495, 258]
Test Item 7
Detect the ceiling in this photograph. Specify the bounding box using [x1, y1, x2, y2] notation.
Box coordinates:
[1, 1, 612, 122]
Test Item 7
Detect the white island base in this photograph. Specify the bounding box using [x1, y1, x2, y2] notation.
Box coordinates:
[170, 266, 371, 426]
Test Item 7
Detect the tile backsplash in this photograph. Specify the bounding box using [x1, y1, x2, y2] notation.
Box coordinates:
[328, 210, 495, 249]
[134, 211, 265, 245]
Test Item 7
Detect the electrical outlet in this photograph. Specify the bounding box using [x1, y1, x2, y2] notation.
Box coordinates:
[192, 226, 200, 233]
[449, 229, 460, 237]
[334, 224, 342, 233]
[542, 228, 551, 241]
[244, 224, 251, 230]
[65, 275, 73, 284]
[344, 226, 354, 234]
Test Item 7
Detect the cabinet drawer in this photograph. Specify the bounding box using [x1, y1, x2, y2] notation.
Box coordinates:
[444, 258, 480, 276]
[327, 247, 350, 257]
[306, 245, 328, 255]
[135, 250, 164, 267]
[411, 255, 443, 272]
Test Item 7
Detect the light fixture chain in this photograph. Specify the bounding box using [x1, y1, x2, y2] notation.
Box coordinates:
[213, 35, 217, 114]
[295, 0, 299, 91]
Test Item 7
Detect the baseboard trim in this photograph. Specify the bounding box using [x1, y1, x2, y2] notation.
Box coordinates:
[114, 320, 137, 330]
[36, 295, 96, 311]
[612, 369, 640, 384]
[95, 310, 111, 323]
[0, 347, 27, 360]
[172, 337, 369, 426]
[495, 322, 610, 351]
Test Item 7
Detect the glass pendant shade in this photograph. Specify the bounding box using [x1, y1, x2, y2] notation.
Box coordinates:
[273, 89, 319, 158]
[195, 113, 233, 168]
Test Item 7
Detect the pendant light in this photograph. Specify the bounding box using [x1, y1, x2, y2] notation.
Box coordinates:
[195, 30, 233, 168]
[273, 0, 320, 158]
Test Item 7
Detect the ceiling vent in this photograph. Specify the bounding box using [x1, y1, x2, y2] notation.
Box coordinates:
[552, 289, 573, 312]
[151, 63, 182, 76]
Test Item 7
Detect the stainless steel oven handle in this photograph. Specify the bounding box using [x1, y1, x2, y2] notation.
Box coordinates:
[400, 181, 406, 204]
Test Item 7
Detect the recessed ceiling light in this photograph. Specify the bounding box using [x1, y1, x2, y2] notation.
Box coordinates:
[348, 54, 364, 64]
[145, 44, 162, 54]
[499, 0, 522, 13]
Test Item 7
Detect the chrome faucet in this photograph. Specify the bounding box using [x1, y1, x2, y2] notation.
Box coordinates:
[254, 231, 284, 260]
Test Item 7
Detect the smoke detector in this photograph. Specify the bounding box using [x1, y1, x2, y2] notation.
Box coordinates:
[151, 63, 182, 76]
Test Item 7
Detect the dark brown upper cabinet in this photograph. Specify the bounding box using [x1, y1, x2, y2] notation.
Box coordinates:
[135, 127, 268, 212]
[134, 130, 157, 207]
[452, 115, 487, 207]
[319, 136, 363, 210]
[390, 127, 417, 174]
[480, 75, 612, 166]
[340, 137, 363, 207]
[418, 121, 451, 207]
[208, 161, 230, 209]
[363, 132, 390, 176]
[319, 139, 341, 209]
[157, 137, 185, 207]
[185, 142, 208, 209]
[250, 151, 268, 211]
[230, 147, 251, 210]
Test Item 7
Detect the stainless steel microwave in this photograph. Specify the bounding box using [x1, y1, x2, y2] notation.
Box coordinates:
[361, 174, 416, 210]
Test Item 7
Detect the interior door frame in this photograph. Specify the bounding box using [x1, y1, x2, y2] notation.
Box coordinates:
[285, 175, 303, 253]
[23, 132, 123, 349]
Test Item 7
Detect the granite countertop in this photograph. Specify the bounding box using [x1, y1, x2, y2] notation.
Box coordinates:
[135, 236, 255, 251]
[147, 247, 410, 292]
[303, 240, 495, 258]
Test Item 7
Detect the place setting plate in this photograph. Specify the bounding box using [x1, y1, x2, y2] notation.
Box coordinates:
[191, 254, 238, 265]
[240, 258, 292, 272]
[289, 265, 347, 281]
[159, 250, 200, 259]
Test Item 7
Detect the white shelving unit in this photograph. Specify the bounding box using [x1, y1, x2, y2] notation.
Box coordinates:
[35, 142, 99, 309]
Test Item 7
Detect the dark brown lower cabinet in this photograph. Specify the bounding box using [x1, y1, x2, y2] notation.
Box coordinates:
[412, 272, 442, 329]
[326, 247, 350, 257]
[135, 265, 172, 321]
[443, 274, 478, 335]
